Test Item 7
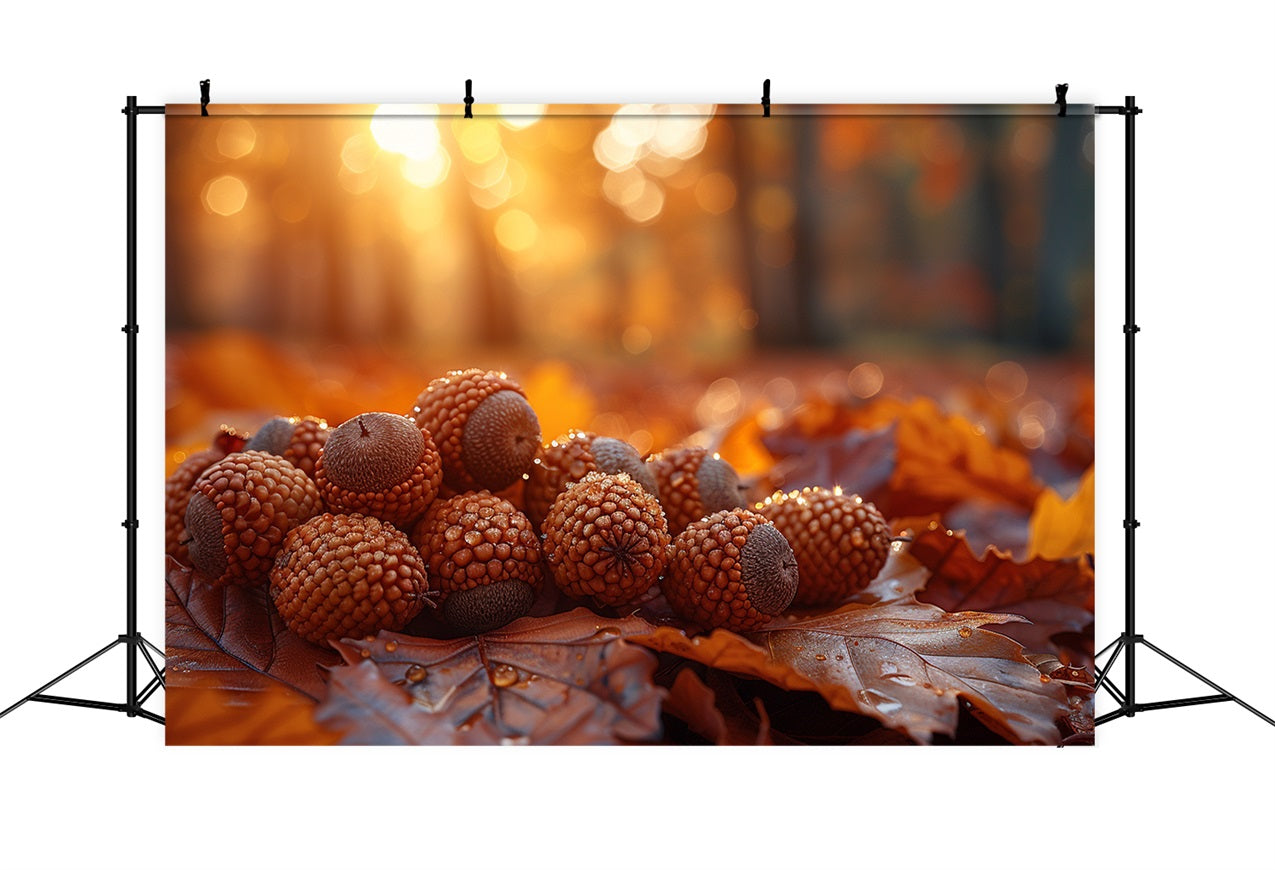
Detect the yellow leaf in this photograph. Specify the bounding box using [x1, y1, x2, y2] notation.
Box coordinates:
[1027, 466, 1095, 560]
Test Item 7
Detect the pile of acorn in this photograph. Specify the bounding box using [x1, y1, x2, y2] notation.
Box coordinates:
[165, 369, 894, 645]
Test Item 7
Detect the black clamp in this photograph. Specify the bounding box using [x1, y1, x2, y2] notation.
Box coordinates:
[121, 519, 139, 529]
[121, 325, 139, 334]
[464, 79, 474, 118]
[1123, 324, 1140, 334]
[1123, 519, 1140, 530]
[761, 79, 771, 117]
[1055, 83, 1068, 117]
[200, 79, 211, 116]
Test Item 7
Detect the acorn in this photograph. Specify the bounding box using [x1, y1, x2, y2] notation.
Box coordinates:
[164, 427, 247, 565]
[757, 487, 891, 606]
[244, 415, 329, 479]
[270, 512, 430, 645]
[647, 446, 749, 536]
[663, 509, 799, 631]
[410, 369, 541, 492]
[314, 412, 443, 527]
[185, 451, 322, 586]
[411, 491, 542, 633]
[524, 431, 659, 528]
[541, 471, 670, 608]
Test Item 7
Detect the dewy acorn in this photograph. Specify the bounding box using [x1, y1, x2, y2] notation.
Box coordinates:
[541, 470, 670, 608]
[757, 487, 890, 606]
[165, 426, 246, 565]
[244, 415, 330, 479]
[270, 512, 430, 645]
[524, 430, 659, 528]
[411, 369, 541, 492]
[185, 450, 322, 586]
[646, 446, 749, 536]
[412, 491, 543, 633]
[314, 412, 443, 527]
[662, 508, 799, 631]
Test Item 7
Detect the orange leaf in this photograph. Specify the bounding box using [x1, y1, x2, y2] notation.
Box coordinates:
[166, 680, 343, 746]
[1027, 466, 1095, 560]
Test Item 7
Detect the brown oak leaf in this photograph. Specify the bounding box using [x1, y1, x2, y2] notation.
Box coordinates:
[633, 551, 1071, 744]
[165, 557, 339, 702]
[312, 609, 664, 745]
[907, 523, 1094, 661]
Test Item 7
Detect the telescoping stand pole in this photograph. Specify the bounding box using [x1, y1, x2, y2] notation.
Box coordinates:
[1092, 96, 1273, 729]
[0, 96, 167, 726]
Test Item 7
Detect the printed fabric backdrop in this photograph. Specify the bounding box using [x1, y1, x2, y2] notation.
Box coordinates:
[164, 103, 1096, 745]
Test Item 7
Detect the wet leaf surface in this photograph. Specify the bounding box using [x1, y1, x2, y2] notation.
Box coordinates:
[165, 558, 339, 701]
[312, 609, 664, 745]
[633, 551, 1071, 744]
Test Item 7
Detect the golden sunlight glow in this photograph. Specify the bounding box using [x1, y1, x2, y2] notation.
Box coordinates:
[497, 104, 545, 130]
[202, 175, 248, 216]
[370, 105, 442, 160]
[401, 150, 451, 189]
[455, 122, 502, 163]
[494, 209, 539, 252]
[341, 133, 378, 173]
[216, 119, 256, 159]
[594, 104, 714, 222]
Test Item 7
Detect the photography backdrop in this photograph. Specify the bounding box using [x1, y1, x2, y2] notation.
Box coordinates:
[3, 1, 1273, 866]
[164, 103, 1095, 745]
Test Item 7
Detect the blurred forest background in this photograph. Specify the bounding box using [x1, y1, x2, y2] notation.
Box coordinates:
[166, 104, 1094, 484]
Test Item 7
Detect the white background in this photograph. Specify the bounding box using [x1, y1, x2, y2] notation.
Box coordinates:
[2, 3, 1272, 869]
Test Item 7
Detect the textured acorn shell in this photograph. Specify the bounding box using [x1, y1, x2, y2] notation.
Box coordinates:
[410, 369, 540, 492]
[315, 413, 443, 527]
[165, 428, 248, 565]
[186, 451, 322, 586]
[757, 488, 891, 606]
[541, 471, 670, 608]
[647, 446, 748, 536]
[662, 508, 799, 631]
[165, 446, 229, 565]
[270, 513, 428, 645]
[245, 416, 330, 480]
[524, 431, 659, 528]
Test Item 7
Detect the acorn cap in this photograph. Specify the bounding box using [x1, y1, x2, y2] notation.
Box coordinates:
[524, 431, 659, 528]
[270, 512, 429, 645]
[315, 412, 443, 527]
[662, 508, 799, 631]
[411, 369, 541, 492]
[757, 487, 891, 606]
[245, 415, 329, 479]
[541, 470, 670, 608]
[411, 491, 543, 633]
[185, 450, 322, 586]
[648, 446, 748, 536]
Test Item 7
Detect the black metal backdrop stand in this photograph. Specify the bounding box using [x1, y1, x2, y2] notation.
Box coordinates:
[1091, 96, 1273, 728]
[1, 89, 1270, 733]
[0, 97, 167, 726]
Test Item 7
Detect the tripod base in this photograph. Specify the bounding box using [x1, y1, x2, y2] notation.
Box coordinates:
[1093, 633, 1274, 728]
[0, 633, 165, 725]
